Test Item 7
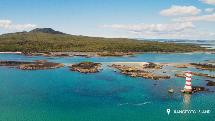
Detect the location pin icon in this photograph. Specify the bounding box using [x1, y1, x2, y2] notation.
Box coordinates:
[167, 109, 170, 115]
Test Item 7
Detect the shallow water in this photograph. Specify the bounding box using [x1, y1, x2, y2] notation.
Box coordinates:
[0, 53, 214, 121]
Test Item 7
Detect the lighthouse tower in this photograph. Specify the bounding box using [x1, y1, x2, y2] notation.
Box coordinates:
[184, 71, 192, 93]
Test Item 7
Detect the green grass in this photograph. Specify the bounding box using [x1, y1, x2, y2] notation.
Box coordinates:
[0, 32, 206, 53]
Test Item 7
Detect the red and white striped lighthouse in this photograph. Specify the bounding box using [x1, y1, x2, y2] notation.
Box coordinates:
[184, 71, 192, 93]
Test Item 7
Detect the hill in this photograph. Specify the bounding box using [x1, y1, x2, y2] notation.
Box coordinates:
[29, 28, 66, 35]
[0, 28, 207, 53]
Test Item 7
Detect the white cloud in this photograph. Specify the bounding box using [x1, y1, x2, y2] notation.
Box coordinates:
[205, 8, 214, 13]
[143, 31, 209, 39]
[173, 13, 215, 22]
[102, 22, 215, 40]
[103, 22, 195, 33]
[0, 19, 36, 31]
[139, 29, 215, 40]
[200, 0, 215, 5]
[160, 5, 201, 16]
[101, 5, 215, 40]
[0, 20, 12, 28]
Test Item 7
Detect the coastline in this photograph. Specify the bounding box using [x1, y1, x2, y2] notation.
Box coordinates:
[0, 51, 214, 57]
[0, 52, 22, 54]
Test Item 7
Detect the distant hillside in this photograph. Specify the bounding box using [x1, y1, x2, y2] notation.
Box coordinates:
[0, 28, 207, 53]
[30, 28, 66, 35]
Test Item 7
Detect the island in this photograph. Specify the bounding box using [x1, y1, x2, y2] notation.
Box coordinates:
[190, 63, 215, 71]
[192, 86, 209, 93]
[206, 80, 215, 86]
[0, 28, 209, 56]
[0, 60, 64, 70]
[70, 62, 102, 73]
[175, 72, 215, 79]
[110, 63, 170, 80]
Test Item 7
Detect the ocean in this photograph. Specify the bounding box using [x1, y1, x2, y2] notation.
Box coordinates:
[0, 53, 214, 121]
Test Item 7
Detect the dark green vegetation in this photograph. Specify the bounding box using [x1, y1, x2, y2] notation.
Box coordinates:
[0, 28, 206, 53]
[29, 28, 66, 35]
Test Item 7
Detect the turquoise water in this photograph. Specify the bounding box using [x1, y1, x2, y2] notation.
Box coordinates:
[0, 53, 214, 121]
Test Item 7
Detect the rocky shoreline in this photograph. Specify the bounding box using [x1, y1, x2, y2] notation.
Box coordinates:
[206, 80, 215, 86]
[22, 52, 137, 57]
[192, 86, 209, 93]
[193, 72, 215, 78]
[110, 63, 170, 80]
[70, 62, 102, 73]
[0, 61, 34, 66]
[190, 63, 215, 71]
[0, 60, 64, 70]
[175, 73, 186, 78]
[18, 60, 64, 70]
[170, 62, 215, 71]
[175, 72, 215, 79]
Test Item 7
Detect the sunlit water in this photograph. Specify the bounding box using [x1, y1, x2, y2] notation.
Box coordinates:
[0, 53, 214, 121]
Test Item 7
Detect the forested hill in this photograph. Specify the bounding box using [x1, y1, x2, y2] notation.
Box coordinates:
[0, 28, 206, 53]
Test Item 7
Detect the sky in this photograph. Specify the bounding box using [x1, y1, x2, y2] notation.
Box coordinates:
[0, 0, 215, 40]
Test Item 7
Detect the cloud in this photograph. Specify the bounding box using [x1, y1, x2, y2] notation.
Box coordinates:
[205, 8, 214, 13]
[142, 29, 215, 40]
[0, 19, 36, 31]
[160, 5, 201, 16]
[101, 5, 215, 40]
[0, 20, 12, 28]
[200, 0, 215, 5]
[103, 22, 195, 33]
[173, 13, 215, 22]
[102, 22, 215, 40]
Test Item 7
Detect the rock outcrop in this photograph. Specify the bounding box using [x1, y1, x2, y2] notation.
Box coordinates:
[18, 60, 64, 70]
[0, 60, 64, 70]
[175, 73, 186, 78]
[190, 63, 215, 71]
[70, 62, 102, 73]
[143, 62, 163, 69]
[111, 64, 170, 80]
[175, 72, 215, 79]
[0, 61, 33, 66]
[192, 86, 209, 93]
[206, 80, 215, 86]
[193, 72, 215, 79]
